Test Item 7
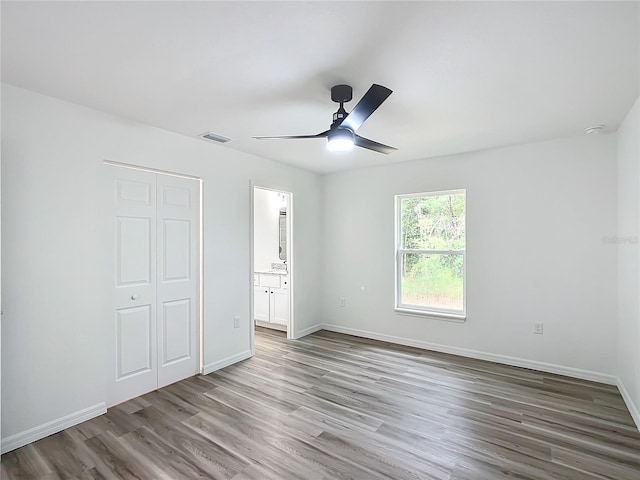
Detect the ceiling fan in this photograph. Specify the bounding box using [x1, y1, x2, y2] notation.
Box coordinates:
[252, 84, 397, 154]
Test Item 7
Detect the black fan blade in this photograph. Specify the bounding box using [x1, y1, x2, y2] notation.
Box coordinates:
[252, 131, 329, 140]
[354, 134, 397, 154]
[340, 84, 392, 132]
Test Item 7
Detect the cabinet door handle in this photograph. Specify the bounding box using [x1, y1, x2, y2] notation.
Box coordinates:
[265, 290, 268, 293]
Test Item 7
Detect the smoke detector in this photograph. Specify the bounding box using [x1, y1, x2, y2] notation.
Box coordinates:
[199, 132, 231, 143]
[584, 125, 605, 135]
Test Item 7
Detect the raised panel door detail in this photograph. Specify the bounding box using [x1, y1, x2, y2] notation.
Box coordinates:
[162, 219, 190, 281]
[117, 217, 151, 286]
[162, 299, 191, 365]
[162, 186, 190, 208]
[117, 180, 151, 205]
[116, 305, 152, 380]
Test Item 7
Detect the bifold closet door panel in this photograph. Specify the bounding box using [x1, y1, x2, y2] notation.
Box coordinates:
[156, 174, 199, 389]
[108, 167, 158, 406]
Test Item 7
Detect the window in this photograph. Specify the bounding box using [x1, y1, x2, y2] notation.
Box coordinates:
[395, 190, 466, 319]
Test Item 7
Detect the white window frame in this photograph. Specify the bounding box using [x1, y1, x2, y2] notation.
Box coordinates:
[394, 189, 466, 321]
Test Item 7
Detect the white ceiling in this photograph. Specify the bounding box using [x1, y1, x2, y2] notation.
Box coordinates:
[2, 1, 638, 174]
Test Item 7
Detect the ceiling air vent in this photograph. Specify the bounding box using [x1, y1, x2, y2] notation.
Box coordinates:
[584, 125, 604, 135]
[200, 132, 231, 143]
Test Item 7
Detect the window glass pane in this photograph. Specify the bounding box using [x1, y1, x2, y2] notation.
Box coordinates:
[400, 252, 463, 311]
[400, 194, 465, 250]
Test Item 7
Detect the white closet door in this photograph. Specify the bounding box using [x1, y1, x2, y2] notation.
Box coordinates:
[108, 167, 199, 406]
[108, 168, 158, 406]
[156, 174, 199, 388]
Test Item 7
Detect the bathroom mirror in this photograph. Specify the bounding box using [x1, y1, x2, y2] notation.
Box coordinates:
[279, 208, 287, 261]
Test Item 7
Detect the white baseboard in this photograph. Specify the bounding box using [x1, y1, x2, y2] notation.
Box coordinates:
[617, 378, 640, 432]
[319, 324, 618, 386]
[293, 323, 324, 339]
[202, 349, 252, 375]
[1, 403, 106, 454]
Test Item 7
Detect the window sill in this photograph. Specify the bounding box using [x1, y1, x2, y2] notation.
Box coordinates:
[394, 308, 467, 323]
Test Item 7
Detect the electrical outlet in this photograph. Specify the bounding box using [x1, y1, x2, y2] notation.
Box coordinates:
[534, 322, 543, 334]
[233, 316, 240, 328]
[340, 298, 346, 307]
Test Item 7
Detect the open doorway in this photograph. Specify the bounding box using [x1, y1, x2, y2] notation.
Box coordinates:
[251, 186, 293, 344]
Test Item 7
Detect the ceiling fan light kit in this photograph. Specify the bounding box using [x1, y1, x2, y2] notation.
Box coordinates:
[252, 83, 397, 154]
[327, 128, 355, 152]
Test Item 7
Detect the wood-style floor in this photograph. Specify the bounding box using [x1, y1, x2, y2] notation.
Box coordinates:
[3, 327, 640, 479]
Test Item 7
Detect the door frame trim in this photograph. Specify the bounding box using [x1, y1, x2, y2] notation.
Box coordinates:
[103, 160, 201, 180]
[103, 160, 204, 376]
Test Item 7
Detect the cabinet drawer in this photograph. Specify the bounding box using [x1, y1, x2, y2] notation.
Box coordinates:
[281, 277, 289, 289]
[260, 274, 281, 288]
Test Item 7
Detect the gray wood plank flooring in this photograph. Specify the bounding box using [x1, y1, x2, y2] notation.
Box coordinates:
[2, 327, 640, 479]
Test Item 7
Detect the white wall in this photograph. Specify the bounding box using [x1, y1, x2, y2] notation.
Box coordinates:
[254, 188, 284, 272]
[321, 134, 618, 380]
[0, 84, 323, 446]
[617, 96, 640, 426]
